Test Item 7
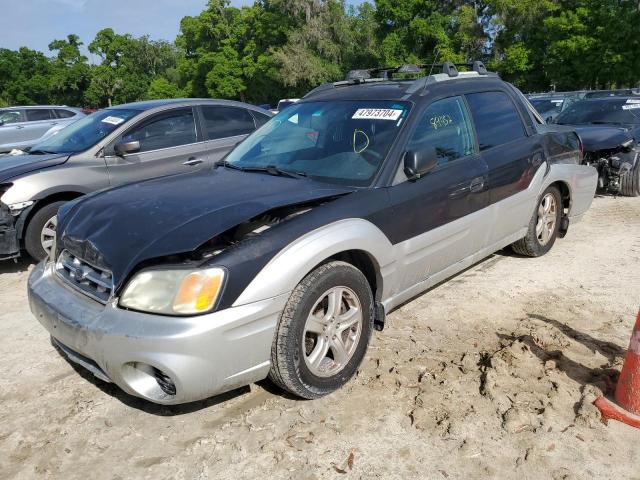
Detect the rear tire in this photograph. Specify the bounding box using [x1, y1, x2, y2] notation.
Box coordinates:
[24, 201, 65, 261]
[269, 261, 374, 399]
[619, 159, 640, 197]
[511, 186, 562, 257]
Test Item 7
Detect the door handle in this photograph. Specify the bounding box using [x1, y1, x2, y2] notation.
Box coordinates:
[469, 176, 484, 193]
[15, 125, 24, 130]
[183, 157, 203, 166]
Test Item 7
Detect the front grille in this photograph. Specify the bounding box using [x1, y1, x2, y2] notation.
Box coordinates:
[55, 250, 114, 303]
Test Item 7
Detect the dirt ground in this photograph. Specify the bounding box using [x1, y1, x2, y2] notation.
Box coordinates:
[0, 196, 639, 480]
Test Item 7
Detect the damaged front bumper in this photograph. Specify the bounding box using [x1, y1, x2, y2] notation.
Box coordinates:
[28, 261, 290, 404]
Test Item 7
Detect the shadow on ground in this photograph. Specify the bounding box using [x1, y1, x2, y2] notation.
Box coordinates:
[0, 257, 34, 274]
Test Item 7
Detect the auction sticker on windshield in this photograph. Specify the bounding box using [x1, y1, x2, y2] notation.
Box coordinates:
[352, 109, 403, 121]
[101, 116, 126, 126]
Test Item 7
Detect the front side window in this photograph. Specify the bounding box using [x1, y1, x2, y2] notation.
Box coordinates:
[122, 108, 196, 153]
[25, 109, 54, 121]
[201, 106, 256, 140]
[407, 96, 475, 166]
[466, 91, 526, 150]
[31, 108, 140, 154]
[224, 100, 411, 186]
[0, 110, 22, 125]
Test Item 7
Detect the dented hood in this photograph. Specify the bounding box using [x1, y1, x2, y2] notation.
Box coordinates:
[572, 125, 636, 151]
[58, 167, 353, 287]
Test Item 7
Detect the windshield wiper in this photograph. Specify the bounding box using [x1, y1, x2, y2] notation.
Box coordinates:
[244, 165, 306, 179]
[218, 161, 306, 179]
[28, 149, 58, 155]
[588, 121, 623, 126]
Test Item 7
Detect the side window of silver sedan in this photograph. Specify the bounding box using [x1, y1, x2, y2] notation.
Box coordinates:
[122, 108, 197, 153]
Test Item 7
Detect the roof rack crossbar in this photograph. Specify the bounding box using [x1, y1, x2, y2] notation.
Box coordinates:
[345, 60, 492, 82]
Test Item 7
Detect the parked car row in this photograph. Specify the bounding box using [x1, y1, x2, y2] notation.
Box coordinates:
[2, 63, 603, 405]
[527, 91, 640, 196]
[0, 105, 85, 153]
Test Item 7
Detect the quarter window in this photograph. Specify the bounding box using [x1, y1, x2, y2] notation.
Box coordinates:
[407, 96, 476, 166]
[201, 106, 256, 140]
[25, 109, 54, 121]
[466, 91, 525, 150]
[122, 108, 196, 153]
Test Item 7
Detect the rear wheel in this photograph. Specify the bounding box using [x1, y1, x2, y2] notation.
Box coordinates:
[619, 159, 640, 197]
[269, 261, 374, 399]
[511, 186, 562, 257]
[24, 201, 65, 261]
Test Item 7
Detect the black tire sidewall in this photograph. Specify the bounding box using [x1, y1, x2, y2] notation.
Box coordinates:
[24, 201, 65, 261]
[287, 264, 373, 396]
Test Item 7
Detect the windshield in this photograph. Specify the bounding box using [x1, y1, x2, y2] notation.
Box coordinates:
[555, 99, 640, 125]
[530, 98, 565, 116]
[224, 100, 411, 186]
[31, 108, 140, 154]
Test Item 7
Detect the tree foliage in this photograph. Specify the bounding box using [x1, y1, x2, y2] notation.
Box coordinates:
[0, 0, 639, 108]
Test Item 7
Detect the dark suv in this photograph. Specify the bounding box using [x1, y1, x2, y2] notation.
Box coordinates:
[29, 62, 597, 404]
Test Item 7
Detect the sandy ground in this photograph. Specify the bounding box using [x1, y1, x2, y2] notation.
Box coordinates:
[0, 196, 639, 480]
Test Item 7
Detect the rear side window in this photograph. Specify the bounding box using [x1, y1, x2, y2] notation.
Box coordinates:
[201, 106, 256, 140]
[122, 108, 196, 153]
[407, 96, 476, 166]
[55, 109, 76, 119]
[466, 91, 525, 150]
[25, 109, 55, 121]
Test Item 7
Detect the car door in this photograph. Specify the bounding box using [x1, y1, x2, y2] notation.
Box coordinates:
[104, 106, 207, 186]
[0, 109, 26, 146]
[24, 108, 59, 142]
[198, 105, 259, 164]
[387, 95, 489, 292]
[465, 91, 544, 246]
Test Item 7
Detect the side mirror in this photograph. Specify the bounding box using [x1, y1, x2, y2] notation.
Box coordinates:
[403, 147, 438, 180]
[114, 140, 140, 156]
[0, 120, 5, 127]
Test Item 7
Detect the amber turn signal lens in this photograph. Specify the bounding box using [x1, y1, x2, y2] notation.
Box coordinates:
[173, 269, 224, 314]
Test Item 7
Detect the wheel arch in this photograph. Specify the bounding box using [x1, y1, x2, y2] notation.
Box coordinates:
[233, 218, 393, 306]
[548, 180, 571, 211]
[17, 191, 85, 240]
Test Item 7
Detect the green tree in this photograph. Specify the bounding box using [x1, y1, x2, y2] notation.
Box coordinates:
[146, 77, 185, 99]
[48, 34, 91, 105]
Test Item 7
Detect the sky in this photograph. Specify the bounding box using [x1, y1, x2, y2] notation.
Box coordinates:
[0, 0, 239, 59]
[1, 0, 366, 60]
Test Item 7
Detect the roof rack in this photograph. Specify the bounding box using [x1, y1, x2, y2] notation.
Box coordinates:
[303, 60, 498, 99]
[346, 60, 492, 82]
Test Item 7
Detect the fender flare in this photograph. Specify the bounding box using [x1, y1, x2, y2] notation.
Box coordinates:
[233, 218, 394, 306]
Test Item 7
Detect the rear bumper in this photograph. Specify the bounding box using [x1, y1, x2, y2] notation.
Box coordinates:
[28, 261, 289, 404]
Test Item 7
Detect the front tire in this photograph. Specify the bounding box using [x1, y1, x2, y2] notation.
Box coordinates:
[511, 186, 562, 257]
[619, 159, 640, 197]
[24, 201, 65, 261]
[269, 261, 374, 399]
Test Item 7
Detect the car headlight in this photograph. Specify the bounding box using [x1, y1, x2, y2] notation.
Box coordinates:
[119, 267, 225, 315]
